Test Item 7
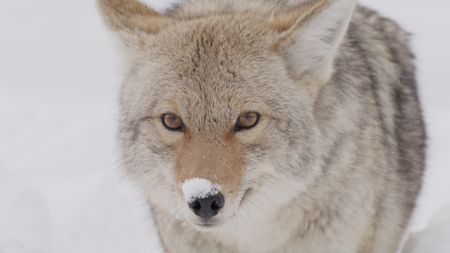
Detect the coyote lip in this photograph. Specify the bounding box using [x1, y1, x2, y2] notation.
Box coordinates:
[194, 222, 215, 227]
[192, 220, 223, 230]
[239, 187, 253, 207]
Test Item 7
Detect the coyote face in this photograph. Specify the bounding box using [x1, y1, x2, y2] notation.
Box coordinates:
[115, 14, 324, 228]
[98, 0, 350, 229]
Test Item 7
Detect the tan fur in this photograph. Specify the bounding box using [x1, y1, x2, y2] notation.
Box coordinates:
[97, 0, 172, 33]
[176, 131, 244, 196]
[271, 0, 329, 32]
[357, 198, 382, 253]
[271, 0, 330, 52]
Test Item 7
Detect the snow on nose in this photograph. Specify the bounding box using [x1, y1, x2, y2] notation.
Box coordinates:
[181, 178, 222, 204]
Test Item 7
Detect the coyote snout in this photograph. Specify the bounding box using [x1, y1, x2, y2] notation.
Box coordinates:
[176, 131, 245, 227]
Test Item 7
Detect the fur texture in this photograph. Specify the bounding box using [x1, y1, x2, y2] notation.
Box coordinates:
[98, 0, 426, 252]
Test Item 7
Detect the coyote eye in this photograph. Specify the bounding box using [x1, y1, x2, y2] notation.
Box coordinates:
[235, 112, 260, 131]
[161, 113, 184, 131]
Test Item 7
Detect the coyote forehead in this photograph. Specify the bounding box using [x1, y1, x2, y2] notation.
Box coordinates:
[120, 16, 284, 114]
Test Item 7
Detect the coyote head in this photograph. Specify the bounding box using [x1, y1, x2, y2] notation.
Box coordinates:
[99, 0, 356, 229]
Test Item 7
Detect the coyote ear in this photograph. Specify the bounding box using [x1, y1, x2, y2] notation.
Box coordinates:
[272, 0, 357, 83]
[97, 0, 173, 46]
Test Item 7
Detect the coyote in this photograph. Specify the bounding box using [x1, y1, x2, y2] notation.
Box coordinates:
[98, 0, 426, 252]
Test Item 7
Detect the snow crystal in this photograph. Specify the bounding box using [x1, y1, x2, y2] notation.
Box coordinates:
[181, 178, 221, 203]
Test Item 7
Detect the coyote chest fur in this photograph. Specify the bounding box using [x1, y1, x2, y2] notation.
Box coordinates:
[98, 0, 426, 252]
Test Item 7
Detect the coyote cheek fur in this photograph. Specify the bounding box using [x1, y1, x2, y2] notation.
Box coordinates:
[98, 0, 426, 252]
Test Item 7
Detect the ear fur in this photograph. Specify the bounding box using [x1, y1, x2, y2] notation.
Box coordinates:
[97, 0, 173, 46]
[272, 0, 357, 83]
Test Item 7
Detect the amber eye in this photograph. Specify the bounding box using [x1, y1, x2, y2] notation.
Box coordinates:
[235, 112, 260, 131]
[161, 113, 184, 131]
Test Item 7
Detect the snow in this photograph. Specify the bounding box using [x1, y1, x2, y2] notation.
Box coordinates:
[403, 205, 450, 253]
[181, 178, 222, 203]
[0, 0, 449, 252]
[139, 0, 181, 13]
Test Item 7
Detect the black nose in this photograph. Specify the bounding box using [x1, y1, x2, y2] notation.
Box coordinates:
[188, 193, 224, 219]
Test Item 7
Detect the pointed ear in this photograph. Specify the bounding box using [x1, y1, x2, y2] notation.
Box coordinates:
[97, 0, 173, 46]
[272, 0, 357, 83]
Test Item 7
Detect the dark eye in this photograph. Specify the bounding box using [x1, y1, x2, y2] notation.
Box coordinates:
[161, 113, 184, 131]
[235, 112, 260, 131]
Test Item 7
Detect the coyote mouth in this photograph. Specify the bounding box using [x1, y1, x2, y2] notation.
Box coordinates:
[192, 220, 223, 230]
[239, 187, 253, 207]
[194, 222, 215, 227]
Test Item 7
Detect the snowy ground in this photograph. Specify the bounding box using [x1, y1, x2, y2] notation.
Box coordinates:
[0, 0, 449, 252]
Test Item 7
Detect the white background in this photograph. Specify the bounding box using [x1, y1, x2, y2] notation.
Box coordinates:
[0, 0, 449, 252]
